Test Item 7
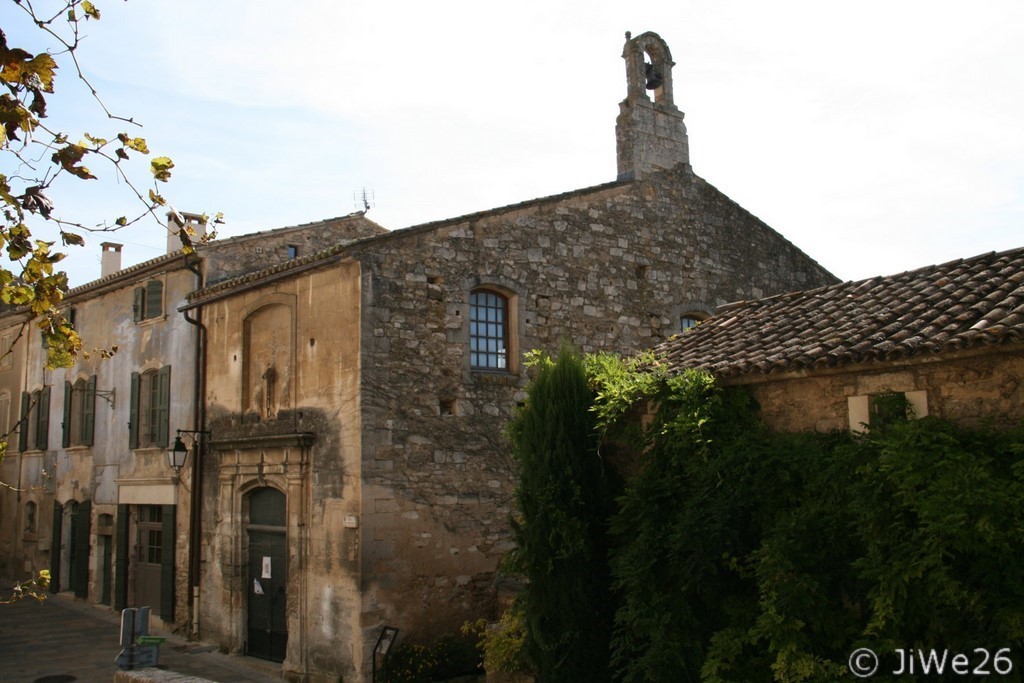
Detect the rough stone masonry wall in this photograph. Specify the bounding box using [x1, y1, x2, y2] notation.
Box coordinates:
[352, 166, 836, 645]
[736, 349, 1024, 433]
[201, 214, 385, 285]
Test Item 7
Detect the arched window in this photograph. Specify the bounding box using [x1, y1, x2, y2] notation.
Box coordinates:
[470, 289, 509, 370]
[248, 487, 286, 528]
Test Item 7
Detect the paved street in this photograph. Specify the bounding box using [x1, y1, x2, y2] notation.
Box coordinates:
[0, 587, 282, 683]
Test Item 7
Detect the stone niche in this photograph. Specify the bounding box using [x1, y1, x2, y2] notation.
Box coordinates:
[241, 297, 295, 420]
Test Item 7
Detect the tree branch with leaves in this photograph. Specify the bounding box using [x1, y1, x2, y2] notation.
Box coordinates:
[1, 0, 221, 370]
[0, 569, 50, 603]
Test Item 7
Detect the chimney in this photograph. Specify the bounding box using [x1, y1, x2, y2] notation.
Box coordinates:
[167, 211, 208, 254]
[100, 242, 123, 277]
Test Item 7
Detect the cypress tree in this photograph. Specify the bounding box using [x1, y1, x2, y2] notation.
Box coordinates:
[509, 347, 613, 681]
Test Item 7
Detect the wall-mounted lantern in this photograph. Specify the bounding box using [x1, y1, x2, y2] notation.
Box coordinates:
[167, 429, 209, 481]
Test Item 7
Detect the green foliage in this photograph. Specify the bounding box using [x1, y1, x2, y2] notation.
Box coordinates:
[608, 369, 747, 682]
[512, 351, 1024, 681]
[1, 570, 50, 603]
[583, 350, 665, 437]
[603, 362, 1024, 681]
[509, 345, 614, 681]
[462, 609, 529, 675]
[849, 419, 1024, 648]
[869, 390, 913, 431]
[384, 634, 481, 682]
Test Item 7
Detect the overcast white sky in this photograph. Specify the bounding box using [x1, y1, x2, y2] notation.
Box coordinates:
[4, 0, 1022, 288]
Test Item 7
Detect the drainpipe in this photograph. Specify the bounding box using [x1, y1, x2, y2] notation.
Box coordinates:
[15, 314, 30, 517]
[182, 254, 207, 637]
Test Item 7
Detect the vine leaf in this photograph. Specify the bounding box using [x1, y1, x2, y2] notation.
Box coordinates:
[52, 144, 97, 180]
[150, 156, 174, 181]
[81, 1, 102, 20]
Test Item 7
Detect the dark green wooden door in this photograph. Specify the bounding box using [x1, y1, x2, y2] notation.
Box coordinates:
[246, 487, 287, 662]
[73, 500, 90, 598]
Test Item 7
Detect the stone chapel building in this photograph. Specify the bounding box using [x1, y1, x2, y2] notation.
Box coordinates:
[185, 31, 837, 681]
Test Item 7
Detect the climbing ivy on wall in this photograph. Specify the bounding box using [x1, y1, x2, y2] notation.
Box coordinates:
[503, 348, 1024, 682]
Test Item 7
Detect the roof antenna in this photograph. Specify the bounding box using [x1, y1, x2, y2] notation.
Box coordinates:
[354, 188, 375, 212]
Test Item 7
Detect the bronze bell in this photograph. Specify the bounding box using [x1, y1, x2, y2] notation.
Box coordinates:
[644, 62, 662, 90]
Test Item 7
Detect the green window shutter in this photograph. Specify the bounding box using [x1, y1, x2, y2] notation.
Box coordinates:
[159, 504, 176, 619]
[114, 504, 129, 611]
[37, 386, 50, 450]
[133, 287, 145, 322]
[62, 381, 72, 448]
[18, 392, 29, 452]
[74, 500, 91, 599]
[146, 280, 163, 319]
[50, 501, 63, 594]
[129, 372, 140, 449]
[82, 376, 96, 447]
[155, 366, 171, 448]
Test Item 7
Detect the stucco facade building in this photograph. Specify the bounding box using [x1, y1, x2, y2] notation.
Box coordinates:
[0, 243, 203, 624]
[182, 31, 836, 681]
[0, 213, 385, 632]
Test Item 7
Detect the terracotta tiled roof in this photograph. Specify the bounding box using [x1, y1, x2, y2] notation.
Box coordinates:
[655, 246, 1024, 378]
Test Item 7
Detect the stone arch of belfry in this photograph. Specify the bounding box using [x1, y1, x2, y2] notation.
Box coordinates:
[623, 30, 676, 105]
[616, 30, 690, 181]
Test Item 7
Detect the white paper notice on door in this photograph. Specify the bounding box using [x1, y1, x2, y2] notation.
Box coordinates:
[253, 578, 265, 595]
[262, 556, 272, 579]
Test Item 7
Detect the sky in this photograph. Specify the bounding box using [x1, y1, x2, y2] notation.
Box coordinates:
[3, 0, 1022, 288]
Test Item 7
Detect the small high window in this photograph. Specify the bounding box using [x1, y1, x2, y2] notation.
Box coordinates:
[470, 289, 509, 370]
[680, 312, 708, 332]
[869, 392, 913, 431]
[133, 280, 164, 322]
[286, 245, 299, 259]
[848, 390, 928, 433]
